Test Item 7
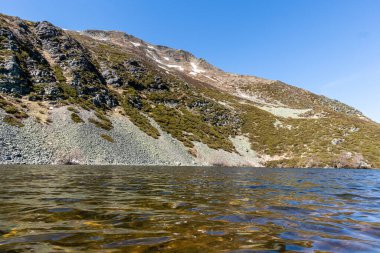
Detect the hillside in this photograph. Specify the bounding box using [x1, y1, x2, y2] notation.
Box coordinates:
[1, 13, 379, 168]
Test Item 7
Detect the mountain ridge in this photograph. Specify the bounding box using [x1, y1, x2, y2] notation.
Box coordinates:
[1, 13, 379, 168]
[81, 28, 365, 118]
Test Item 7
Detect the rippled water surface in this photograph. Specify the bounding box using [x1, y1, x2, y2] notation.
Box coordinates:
[0, 166, 379, 252]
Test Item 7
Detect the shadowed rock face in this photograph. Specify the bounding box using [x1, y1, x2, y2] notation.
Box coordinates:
[0, 13, 379, 168]
[0, 27, 30, 94]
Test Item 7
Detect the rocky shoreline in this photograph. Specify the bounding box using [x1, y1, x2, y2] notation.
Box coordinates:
[0, 107, 263, 166]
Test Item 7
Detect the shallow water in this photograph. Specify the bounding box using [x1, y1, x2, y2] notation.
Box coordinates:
[0, 166, 379, 252]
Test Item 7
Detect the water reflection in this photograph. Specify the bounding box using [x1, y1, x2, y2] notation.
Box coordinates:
[0, 166, 379, 252]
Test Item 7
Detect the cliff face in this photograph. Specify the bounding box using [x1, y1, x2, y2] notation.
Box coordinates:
[0, 13, 379, 168]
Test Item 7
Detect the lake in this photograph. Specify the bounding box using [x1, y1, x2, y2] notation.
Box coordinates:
[0, 166, 379, 252]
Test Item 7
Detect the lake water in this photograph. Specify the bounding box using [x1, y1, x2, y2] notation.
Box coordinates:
[0, 166, 379, 252]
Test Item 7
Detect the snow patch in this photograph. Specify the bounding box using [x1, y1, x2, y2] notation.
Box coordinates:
[163, 57, 170, 61]
[146, 50, 186, 74]
[167, 64, 184, 71]
[190, 62, 205, 75]
[147, 45, 155, 49]
[236, 89, 318, 119]
[158, 65, 170, 71]
[130, 41, 141, 47]
[146, 50, 164, 64]
[205, 76, 216, 81]
[93, 37, 109, 41]
[259, 106, 312, 119]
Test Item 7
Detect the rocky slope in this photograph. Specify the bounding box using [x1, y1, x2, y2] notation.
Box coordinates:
[0, 13, 379, 168]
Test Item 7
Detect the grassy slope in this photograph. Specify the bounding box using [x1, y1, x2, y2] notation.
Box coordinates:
[70, 33, 238, 152]
[195, 82, 380, 168]
[0, 16, 379, 168]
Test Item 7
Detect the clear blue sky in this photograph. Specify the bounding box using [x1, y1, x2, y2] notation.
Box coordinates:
[1, 0, 380, 122]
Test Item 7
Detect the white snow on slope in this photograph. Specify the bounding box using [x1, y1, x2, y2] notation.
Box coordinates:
[167, 64, 184, 71]
[130, 41, 141, 47]
[190, 62, 205, 75]
[145, 50, 184, 71]
[94, 37, 109, 41]
[259, 106, 312, 119]
[158, 65, 170, 72]
[205, 75, 217, 81]
[146, 50, 164, 65]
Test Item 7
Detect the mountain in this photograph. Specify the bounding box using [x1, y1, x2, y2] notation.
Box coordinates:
[0, 13, 379, 168]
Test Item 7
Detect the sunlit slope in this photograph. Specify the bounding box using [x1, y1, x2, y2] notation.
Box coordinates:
[1, 13, 379, 167]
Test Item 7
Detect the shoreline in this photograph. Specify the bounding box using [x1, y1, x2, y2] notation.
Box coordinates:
[0, 164, 376, 170]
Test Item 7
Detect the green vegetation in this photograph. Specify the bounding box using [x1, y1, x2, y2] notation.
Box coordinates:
[117, 84, 236, 150]
[238, 101, 380, 168]
[71, 113, 84, 123]
[31, 83, 46, 95]
[53, 65, 78, 99]
[3, 115, 24, 127]
[149, 104, 235, 151]
[0, 95, 8, 108]
[100, 134, 114, 143]
[123, 104, 160, 139]
[76, 98, 97, 111]
[89, 118, 112, 130]
[53, 65, 98, 111]
[0, 95, 29, 122]
[53, 65, 66, 84]
[71, 34, 239, 151]
[89, 111, 113, 130]
[191, 81, 380, 168]
[239, 81, 319, 109]
[67, 106, 79, 113]
[121, 91, 160, 139]
[0, 19, 378, 168]
[3, 105, 19, 114]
